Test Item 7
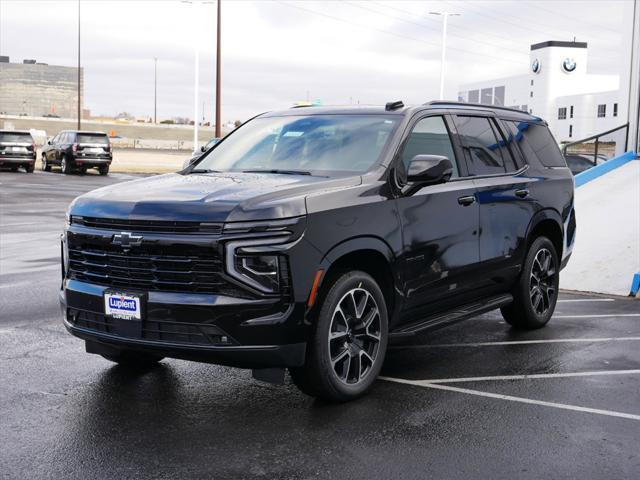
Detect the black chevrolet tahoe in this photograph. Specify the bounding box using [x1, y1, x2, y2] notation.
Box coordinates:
[0, 130, 37, 172]
[42, 130, 112, 175]
[60, 101, 576, 401]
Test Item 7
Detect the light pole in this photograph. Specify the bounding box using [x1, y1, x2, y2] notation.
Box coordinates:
[153, 57, 158, 123]
[429, 11, 460, 101]
[215, 0, 221, 139]
[77, 0, 81, 129]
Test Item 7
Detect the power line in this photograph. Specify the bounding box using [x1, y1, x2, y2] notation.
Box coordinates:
[275, 1, 528, 66]
[360, 0, 532, 58]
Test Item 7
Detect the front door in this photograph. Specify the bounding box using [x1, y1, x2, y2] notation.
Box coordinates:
[394, 114, 480, 314]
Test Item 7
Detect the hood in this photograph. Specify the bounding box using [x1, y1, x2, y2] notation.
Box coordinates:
[70, 172, 361, 222]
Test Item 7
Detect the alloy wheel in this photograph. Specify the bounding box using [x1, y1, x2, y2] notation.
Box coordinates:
[529, 248, 557, 315]
[328, 287, 381, 385]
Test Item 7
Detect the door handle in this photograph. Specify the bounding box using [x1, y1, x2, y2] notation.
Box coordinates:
[457, 195, 476, 206]
[515, 189, 530, 198]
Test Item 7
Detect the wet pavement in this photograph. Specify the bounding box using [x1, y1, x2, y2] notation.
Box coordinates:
[1, 170, 639, 479]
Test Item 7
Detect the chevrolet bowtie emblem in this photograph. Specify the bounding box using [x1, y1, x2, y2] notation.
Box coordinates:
[112, 232, 143, 248]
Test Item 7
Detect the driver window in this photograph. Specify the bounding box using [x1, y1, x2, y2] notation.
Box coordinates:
[401, 116, 459, 177]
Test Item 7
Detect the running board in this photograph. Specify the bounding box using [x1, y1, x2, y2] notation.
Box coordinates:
[389, 293, 513, 339]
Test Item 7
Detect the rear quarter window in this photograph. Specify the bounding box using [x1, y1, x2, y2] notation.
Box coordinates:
[505, 121, 567, 167]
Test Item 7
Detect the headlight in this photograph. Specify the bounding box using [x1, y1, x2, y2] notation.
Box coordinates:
[236, 254, 280, 293]
[61, 233, 69, 281]
[225, 238, 290, 294]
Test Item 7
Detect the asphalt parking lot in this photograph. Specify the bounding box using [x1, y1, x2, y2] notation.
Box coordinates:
[1, 170, 639, 479]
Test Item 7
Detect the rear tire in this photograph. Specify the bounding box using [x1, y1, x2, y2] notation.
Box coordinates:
[100, 350, 164, 368]
[99, 165, 109, 176]
[41, 155, 51, 172]
[25, 163, 35, 173]
[289, 270, 388, 402]
[501, 236, 559, 330]
[10, 165, 18, 172]
[61, 155, 72, 174]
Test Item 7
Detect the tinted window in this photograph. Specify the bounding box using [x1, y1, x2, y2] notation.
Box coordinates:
[401, 116, 458, 177]
[77, 133, 109, 144]
[505, 121, 567, 168]
[453, 116, 508, 176]
[0, 132, 32, 143]
[195, 115, 399, 174]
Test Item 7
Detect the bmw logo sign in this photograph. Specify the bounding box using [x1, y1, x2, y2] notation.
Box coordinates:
[531, 58, 541, 74]
[562, 57, 577, 73]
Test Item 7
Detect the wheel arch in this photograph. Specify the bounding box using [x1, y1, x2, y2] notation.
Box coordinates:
[316, 236, 400, 324]
[525, 209, 564, 260]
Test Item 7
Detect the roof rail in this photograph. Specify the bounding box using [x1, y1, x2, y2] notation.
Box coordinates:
[425, 100, 529, 115]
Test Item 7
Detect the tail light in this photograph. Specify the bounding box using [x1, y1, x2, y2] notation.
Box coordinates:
[72, 143, 78, 152]
[107, 144, 112, 152]
[31, 142, 36, 151]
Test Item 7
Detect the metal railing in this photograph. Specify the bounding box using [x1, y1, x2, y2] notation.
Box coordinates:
[562, 123, 629, 166]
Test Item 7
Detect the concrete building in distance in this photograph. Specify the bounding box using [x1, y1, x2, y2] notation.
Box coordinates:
[0, 57, 82, 119]
[457, 40, 625, 145]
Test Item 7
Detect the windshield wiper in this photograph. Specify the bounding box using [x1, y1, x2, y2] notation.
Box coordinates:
[242, 169, 311, 176]
[190, 168, 221, 173]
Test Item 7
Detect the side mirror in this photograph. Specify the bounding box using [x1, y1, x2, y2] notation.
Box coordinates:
[47, 140, 52, 145]
[182, 155, 199, 170]
[200, 145, 206, 152]
[407, 155, 453, 186]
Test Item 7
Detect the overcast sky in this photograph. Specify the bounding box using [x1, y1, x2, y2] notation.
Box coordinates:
[0, 0, 632, 122]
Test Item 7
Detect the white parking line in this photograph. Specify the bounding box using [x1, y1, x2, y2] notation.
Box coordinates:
[389, 336, 640, 349]
[381, 379, 640, 421]
[553, 314, 640, 318]
[557, 298, 615, 303]
[381, 369, 640, 385]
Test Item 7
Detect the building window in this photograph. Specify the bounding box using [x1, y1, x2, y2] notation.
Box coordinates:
[468, 90, 479, 103]
[570, 105, 574, 118]
[613, 103, 618, 117]
[569, 125, 573, 138]
[558, 107, 567, 120]
[481, 87, 493, 105]
[530, 91, 533, 98]
[597, 104, 606, 118]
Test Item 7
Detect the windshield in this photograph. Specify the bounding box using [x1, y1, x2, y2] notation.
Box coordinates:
[77, 134, 109, 144]
[193, 114, 398, 175]
[0, 132, 32, 143]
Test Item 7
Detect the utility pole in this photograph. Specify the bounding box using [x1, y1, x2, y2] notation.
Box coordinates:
[77, 0, 81, 129]
[215, 0, 221, 138]
[154, 57, 158, 123]
[429, 11, 460, 100]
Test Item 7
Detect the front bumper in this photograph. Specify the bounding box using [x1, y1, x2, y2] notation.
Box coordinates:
[60, 279, 308, 368]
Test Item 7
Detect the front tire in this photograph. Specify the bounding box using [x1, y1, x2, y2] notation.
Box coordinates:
[100, 350, 164, 368]
[41, 155, 51, 172]
[501, 236, 559, 329]
[290, 271, 388, 402]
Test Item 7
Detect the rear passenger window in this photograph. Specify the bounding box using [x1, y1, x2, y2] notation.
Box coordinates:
[453, 116, 513, 176]
[401, 116, 459, 177]
[505, 121, 567, 167]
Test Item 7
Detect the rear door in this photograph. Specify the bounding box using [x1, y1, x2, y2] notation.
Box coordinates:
[451, 113, 536, 290]
[395, 113, 480, 314]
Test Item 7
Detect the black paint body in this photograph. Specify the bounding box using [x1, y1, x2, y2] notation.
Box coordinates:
[60, 103, 575, 368]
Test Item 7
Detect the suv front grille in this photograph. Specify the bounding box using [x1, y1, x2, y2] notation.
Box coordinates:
[71, 216, 223, 234]
[67, 239, 252, 297]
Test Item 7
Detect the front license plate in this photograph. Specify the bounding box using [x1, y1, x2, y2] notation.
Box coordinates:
[104, 292, 142, 320]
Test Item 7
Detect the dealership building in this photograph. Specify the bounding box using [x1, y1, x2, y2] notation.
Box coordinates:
[0, 56, 83, 119]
